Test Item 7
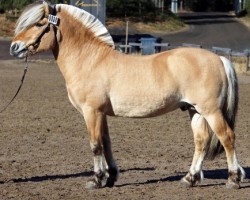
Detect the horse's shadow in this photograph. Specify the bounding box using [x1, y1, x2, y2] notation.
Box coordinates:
[0, 171, 93, 184]
[1, 167, 250, 188]
[116, 167, 250, 188]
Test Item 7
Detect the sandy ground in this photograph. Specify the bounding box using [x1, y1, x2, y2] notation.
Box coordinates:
[0, 60, 249, 199]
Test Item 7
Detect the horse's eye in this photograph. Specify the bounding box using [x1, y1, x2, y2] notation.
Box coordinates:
[35, 23, 43, 27]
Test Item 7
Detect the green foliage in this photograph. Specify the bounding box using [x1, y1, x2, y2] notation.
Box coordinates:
[107, 0, 157, 18]
[0, 0, 64, 12]
[0, 0, 35, 11]
[184, 0, 234, 11]
[246, 0, 250, 11]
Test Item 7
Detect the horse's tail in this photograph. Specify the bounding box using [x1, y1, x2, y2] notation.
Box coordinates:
[206, 56, 238, 160]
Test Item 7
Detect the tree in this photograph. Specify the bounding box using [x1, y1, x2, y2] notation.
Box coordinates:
[0, 0, 63, 12]
[0, 0, 35, 11]
[107, 0, 156, 18]
[246, 0, 250, 13]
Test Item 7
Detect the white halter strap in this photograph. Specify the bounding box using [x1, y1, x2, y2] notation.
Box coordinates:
[48, 14, 59, 25]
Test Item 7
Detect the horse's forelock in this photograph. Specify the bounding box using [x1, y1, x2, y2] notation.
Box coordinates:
[15, 2, 45, 35]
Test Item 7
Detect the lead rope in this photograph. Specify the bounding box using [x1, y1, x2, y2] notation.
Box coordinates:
[0, 56, 29, 113]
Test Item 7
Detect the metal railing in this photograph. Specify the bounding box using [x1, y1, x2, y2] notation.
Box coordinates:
[117, 42, 250, 71]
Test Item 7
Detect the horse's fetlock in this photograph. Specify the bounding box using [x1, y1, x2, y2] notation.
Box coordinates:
[228, 169, 243, 183]
[95, 170, 106, 180]
[90, 143, 103, 155]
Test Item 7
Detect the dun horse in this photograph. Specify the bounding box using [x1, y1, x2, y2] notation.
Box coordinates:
[10, 1, 245, 189]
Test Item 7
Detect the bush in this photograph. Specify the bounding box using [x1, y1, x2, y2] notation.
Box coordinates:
[0, 0, 35, 11]
[246, 0, 250, 14]
[107, 0, 157, 18]
[185, 0, 233, 12]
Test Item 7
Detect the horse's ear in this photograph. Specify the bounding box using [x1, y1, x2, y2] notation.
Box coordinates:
[57, 5, 61, 13]
[43, 1, 50, 17]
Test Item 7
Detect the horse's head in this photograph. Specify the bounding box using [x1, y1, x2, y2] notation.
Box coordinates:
[10, 1, 60, 58]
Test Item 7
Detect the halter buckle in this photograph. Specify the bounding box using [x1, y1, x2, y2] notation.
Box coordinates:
[48, 14, 59, 25]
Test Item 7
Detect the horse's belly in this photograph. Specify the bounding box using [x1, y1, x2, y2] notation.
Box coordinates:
[110, 95, 179, 117]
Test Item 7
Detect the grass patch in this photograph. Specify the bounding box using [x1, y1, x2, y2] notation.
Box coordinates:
[237, 14, 250, 29]
[232, 56, 250, 74]
[107, 14, 186, 35]
[135, 15, 186, 33]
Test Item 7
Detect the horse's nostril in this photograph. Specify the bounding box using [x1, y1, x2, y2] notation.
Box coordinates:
[11, 43, 19, 52]
[10, 42, 27, 57]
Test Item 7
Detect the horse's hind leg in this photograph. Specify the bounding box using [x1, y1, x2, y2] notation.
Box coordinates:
[205, 110, 245, 188]
[181, 109, 210, 187]
[102, 116, 119, 187]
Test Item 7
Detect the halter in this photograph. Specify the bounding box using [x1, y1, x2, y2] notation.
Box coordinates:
[31, 4, 60, 48]
[47, 3, 59, 26]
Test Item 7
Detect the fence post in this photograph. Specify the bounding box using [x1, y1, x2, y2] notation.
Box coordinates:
[244, 49, 250, 71]
[212, 47, 232, 61]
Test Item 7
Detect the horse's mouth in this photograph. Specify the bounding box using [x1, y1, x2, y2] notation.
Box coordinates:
[14, 48, 29, 58]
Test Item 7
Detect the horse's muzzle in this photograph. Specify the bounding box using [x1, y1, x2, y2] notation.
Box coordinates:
[10, 41, 28, 58]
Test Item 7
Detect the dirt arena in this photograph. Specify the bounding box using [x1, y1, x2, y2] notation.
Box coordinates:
[0, 60, 249, 199]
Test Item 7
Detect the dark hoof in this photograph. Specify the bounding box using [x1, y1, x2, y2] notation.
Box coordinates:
[105, 175, 117, 188]
[105, 167, 119, 188]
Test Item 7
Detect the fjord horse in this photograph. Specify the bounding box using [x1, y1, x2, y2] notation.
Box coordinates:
[10, 1, 245, 189]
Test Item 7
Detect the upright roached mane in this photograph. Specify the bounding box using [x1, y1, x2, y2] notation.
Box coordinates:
[15, 3, 114, 48]
[10, 1, 246, 191]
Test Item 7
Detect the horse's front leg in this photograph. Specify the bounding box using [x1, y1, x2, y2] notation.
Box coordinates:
[83, 106, 108, 189]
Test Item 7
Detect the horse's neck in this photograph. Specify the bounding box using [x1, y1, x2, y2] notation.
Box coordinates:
[53, 12, 113, 83]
